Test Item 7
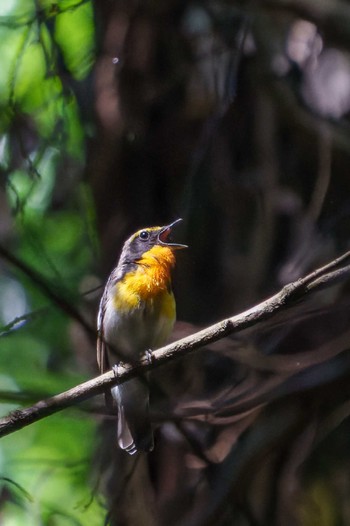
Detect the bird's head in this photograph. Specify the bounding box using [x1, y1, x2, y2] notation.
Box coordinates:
[120, 218, 187, 267]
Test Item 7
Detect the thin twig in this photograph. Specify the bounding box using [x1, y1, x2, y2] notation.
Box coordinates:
[0, 244, 95, 339]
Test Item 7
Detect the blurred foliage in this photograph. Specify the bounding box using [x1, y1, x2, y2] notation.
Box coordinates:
[2, 0, 350, 525]
[0, 0, 103, 524]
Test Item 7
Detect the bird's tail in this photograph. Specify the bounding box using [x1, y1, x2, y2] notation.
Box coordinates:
[111, 379, 154, 455]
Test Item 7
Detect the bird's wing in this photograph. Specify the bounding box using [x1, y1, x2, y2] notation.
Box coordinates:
[96, 266, 124, 373]
[97, 292, 110, 374]
[97, 285, 115, 408]
[97, 277, 112, 373]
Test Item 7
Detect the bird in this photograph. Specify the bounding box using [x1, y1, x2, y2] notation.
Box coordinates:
[97, 218, 187, 455]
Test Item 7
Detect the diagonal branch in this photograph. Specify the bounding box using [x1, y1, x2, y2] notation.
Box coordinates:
[1, 250, 350, 438]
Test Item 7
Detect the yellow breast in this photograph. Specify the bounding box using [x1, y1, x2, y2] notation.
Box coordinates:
[113, 245, 176, 317]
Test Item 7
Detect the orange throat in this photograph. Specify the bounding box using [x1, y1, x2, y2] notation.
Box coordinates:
[136, 245, 175, 288]
[113, 246, 176, 310]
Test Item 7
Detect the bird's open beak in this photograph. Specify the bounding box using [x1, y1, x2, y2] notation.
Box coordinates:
[158, 218, 188, 249]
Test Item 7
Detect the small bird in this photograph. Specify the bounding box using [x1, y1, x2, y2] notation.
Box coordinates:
[97, 219, 187, 455]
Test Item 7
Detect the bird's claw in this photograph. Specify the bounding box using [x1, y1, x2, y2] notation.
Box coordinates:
[144, 349, 153, 365]
[112, 363, 121, 377]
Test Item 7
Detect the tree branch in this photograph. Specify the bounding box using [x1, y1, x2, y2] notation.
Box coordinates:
[1, 250, 350, 438]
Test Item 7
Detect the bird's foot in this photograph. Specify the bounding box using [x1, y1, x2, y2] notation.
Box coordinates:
[112, 363, 121, 378]
[144, 349, 153, 365]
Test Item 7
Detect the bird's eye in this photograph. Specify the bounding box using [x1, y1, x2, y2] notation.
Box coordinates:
[139, 230, 149, 241]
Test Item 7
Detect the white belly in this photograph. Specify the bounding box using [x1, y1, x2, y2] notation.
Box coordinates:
[103, 294, 175, 359]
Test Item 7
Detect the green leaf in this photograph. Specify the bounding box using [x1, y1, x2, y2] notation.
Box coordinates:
[54, 1, 95, 80]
